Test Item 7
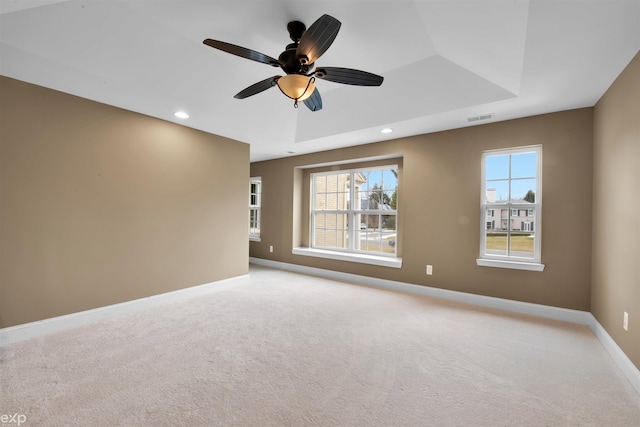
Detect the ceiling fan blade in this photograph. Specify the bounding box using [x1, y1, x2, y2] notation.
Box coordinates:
[203, 39, 280, 67]
[234, 76, 281, 99]
[296, 14, 341, 65]
[314, 67, 384, 86]
[303, 87, 322, 112]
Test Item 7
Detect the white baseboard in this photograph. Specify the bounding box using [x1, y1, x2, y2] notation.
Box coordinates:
[250, 257, 591, 324]
[0, 274, 250, 346]
[586, 314, 640, 395]
[249, 257, 640, 395]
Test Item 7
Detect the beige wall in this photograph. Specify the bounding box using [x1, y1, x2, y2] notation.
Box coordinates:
[592, 52, 640, 369]
[0, 76, 249, 328]
[251, 108, 593, 312]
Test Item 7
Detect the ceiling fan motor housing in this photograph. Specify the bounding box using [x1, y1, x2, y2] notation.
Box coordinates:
[279, 48, 313, 74]
[279, 21, 314, 74]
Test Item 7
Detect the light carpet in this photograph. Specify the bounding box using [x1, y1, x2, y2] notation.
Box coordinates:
[2, 265, 639, 426]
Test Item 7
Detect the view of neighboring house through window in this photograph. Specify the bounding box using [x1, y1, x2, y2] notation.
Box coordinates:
[249, 177, 261, 240]
[480, 146, 541, 264]
[311, 166, 398, 256]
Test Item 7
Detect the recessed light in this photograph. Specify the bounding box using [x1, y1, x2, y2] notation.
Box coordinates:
[174, 111, 189, 119]
[381, 128, 393, 134]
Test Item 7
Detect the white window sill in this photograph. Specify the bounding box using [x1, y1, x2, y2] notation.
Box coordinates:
[293, 247, 402, 269]
[476, 258, 545, 272]
[249, 236, 261, 242]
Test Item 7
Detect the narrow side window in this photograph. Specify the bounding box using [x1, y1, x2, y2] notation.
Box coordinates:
[249, 177, 261, 241]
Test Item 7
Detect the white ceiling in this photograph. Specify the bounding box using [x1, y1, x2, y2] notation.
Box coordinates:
[1, 0, 638, 162]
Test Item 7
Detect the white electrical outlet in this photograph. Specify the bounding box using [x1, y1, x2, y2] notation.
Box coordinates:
[269, 245, 274, 253]
[623, 312, 629, 331]
[426, 265, 433, 275]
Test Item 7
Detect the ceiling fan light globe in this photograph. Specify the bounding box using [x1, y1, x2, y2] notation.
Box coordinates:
[276, 75, 315, 102]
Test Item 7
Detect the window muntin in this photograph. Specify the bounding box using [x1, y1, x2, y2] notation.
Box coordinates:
[481, 146, 541, 263]
[311, 166, 398, 256]
[249, 177, 261, 239]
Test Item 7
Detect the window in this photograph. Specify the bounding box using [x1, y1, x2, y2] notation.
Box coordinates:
[311, 166, 398, 257]
[249, 177, 261, 240]
[478, 146, 543, 271]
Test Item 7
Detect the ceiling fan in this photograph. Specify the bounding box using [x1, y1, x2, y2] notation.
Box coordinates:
[203, 14, 384, 112]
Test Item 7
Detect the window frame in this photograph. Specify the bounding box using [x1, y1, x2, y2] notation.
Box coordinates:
[477, 145, 544, 271]
[310, 165, 398, 258]
[249, 177, 261, 241]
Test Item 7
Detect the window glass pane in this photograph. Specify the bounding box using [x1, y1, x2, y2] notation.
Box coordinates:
[485, 230, 508, 256]
[339, 191, 349, 210]
[326, 174, 338, 190]
[382, 214, 396, 231]
[357, 171, 370, 193]
[511, 152, 537, 178]
[499, 209, 509, 230]
[382, 214, 397, 254]
[325, 213, 337, 229]
[485, 154, 509, 180]
[314, 213, 348, 249]
[510, 233, 535, 258]
[368, 187, 384, 209]
[516, 207, 535, 231]
[314, 192, 326, 210]
[249, 210, 260, 232]
[485, 181, 508, 203]
[360, 223, 379, 252]
[326, 192, 338, 210]
[314, 229, 326, 247]
[511, 179, 536, 201]
[383, 168, 398, 191]
[389, 189, 398, 210]
[314, 213, 326, 229]
[360, 215, 371, 230]
[365, 170, 383, 190]
[323, 229, 337, 248]
[355, 188, 366, 210]
[383, 191, 396, 210]
[354, 214, 396, 254]
[314, 175, 327, 192]
[358, 229, 369, 251]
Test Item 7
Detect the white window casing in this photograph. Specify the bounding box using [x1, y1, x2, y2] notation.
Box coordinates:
[477, 145, 544, 271]
[249, 177, 261, 241]
[308, 165, 399, 261]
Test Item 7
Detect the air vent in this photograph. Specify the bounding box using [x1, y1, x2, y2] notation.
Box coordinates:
[467, 113, 494, 123]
